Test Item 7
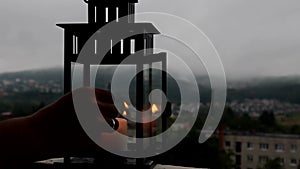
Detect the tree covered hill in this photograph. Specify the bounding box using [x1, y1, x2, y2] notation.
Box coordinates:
[1, 68, 300, 103]
[0, 67, 299, 119]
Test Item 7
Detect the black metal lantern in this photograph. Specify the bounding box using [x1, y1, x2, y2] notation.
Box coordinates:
[57, 0, 168, 167]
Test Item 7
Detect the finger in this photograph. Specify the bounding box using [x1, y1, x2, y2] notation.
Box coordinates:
[98, 101, 119, 118]
[95, 88, 114, 104]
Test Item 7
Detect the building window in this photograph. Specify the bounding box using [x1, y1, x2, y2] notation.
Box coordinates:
[105, 7, 109, 22]
[236, 155, 241, 165]
[130, 39, 135, 54]
[120, 39, 124, 54]
[247, 142, 253, 150]
[291, 144, 297, 152]
[116, 7, 119, 22]
[235, 142, 242, 153]
[290, 158, 297, 166]
[259, 143, 269, 151]
[225, 141, 231, 147]
[275, 144, 285, 152]
[259, 156, 268, 164]
[247, 155, 253, 163]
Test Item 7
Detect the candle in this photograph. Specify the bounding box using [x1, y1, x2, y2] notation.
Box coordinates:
[100, 118, 128, 151]
[116, 118, 128, 135]
[142, 104, 159, 137]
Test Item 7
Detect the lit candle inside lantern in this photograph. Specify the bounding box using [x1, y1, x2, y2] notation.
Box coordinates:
[116, 118, 128, 135]
[124, 102, 129, 109]
[151, 104, 159, 114]
[123, 102, 130, 118]
[142, 104, 160, 137]
[122, 111, 127, 117]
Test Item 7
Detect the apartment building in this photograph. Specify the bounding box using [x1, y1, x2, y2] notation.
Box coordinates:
[223, 132, 300, 169]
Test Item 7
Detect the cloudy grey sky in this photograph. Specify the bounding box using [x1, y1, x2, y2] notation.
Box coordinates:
[0, 0, 299, 79]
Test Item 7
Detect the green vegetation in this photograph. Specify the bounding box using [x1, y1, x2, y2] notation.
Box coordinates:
[0, 92, 61, 120]
[259, 158, 283, 169]
[277, 112, 300, 126]
[220, 106, 300, 135]
[227, 83, 300, 104]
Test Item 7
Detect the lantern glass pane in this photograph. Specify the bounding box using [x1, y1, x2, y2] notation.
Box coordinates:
[71, 62, 84, 90]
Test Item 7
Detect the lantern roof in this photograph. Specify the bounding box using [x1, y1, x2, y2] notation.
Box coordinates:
[57, 23, 160, 35]
[83, 0, 138, 4]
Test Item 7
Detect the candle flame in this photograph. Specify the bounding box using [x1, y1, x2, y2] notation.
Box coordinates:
[152, 104, 159, 114]
[124, 102, 129, 109]
[122, 111, 127, 116]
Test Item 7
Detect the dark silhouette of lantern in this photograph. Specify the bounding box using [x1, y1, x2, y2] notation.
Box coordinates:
[57, 0, 168, 167]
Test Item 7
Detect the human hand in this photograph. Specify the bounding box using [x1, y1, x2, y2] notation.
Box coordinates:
[28, 87, 120, 160]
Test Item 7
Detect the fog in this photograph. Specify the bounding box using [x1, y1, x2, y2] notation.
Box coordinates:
[0, 0, 299, 79]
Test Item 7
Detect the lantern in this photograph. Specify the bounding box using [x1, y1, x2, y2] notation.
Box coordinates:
[57, 0, 168, 167]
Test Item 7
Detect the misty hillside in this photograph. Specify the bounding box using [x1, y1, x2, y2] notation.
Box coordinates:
[0, 67, 300, 104]
[0, 68, 63, 83]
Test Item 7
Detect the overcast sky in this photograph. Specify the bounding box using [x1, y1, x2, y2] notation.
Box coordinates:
[0, 0, 299, 79]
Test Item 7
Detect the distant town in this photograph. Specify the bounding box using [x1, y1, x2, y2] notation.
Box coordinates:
[1, 68, 300, 117]
[228, 99, 300, 116]
[0, 78, 62, 95]
[1, 74, 300, 116]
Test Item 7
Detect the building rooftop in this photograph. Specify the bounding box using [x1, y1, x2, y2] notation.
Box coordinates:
[224, 131, 300, 139]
